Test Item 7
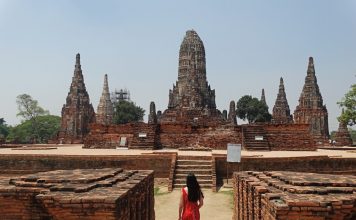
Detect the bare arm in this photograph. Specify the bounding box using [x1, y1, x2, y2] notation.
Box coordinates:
[178, 190, 184, 219]
[198, 193, 204, 209]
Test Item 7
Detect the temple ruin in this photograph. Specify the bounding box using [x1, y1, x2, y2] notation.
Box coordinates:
[0, 168, 154, 219]
[160, 30, 224, 124]
[58, 53, 95, 144]
[96, 74, 114, 125]
[272, 77, 293, 124]
[81, 30, 317, 151]
[294, 57, 329, 143]
[334, 109, 353, 146]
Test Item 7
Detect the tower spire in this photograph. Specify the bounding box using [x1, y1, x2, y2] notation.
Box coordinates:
[260, 88, 267, 107]
[294, 57, 329, 143]
[272, 77, 292, 124]
[58, 53, 95, 143]
[96, 74, 114, 125]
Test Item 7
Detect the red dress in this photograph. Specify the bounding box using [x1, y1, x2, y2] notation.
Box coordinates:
[182, 188, 200, 220]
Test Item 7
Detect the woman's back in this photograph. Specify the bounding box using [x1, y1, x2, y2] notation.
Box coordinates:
[178, 173, 204, 220]
[182, 187, 200, 220]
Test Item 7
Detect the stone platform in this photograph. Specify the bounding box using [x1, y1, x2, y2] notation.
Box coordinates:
[0, 168, 154, 220]
[233, 171, 356, 219]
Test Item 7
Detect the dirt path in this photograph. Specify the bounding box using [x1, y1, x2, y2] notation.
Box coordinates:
[155, 187, 233, 220]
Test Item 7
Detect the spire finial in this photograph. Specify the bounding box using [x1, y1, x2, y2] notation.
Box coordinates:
[309, 56, 314, 64]
[76, 53, 80, 65]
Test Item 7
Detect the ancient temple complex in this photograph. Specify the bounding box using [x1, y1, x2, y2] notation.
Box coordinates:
[68, 31, 319, 151]
[294, 57, 329, 143]
[58, 54, 95, 143]
[96, 74, 114, 125]
[160, 30, 223, 124]
[272, 77, 293, 124]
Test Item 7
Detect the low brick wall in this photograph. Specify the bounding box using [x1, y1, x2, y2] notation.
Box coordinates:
[84, 123, 159, 149]
[214, 155, 356, 186]
[233, 171, 356, 219]
[0, 154, 174, 178]
[0, 168, 154, 219]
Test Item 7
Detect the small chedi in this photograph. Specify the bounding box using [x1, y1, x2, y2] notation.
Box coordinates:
[0, 168, 154, 219]
[160, 30, 223, 124]
[260, 88, 267, 107]
[272, 77, 293, 124]
[233, 171, 356, 220]
[96, 74, 114, 125]
[58, 54, 95, 144]
[334, 109, 353, 146]
[294, 57, 329, 143]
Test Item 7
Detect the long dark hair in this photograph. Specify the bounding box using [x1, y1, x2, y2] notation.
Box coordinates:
[186, 173, 204, 202]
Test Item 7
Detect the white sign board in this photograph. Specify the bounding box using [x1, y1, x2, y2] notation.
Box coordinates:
[255, 136, 264, 141]
[227, 143, 241, 162]
[119, 137, 127, 146]
[138, 133, 147, 138]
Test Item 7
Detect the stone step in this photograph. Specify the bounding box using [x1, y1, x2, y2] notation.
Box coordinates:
[176, 160, 211, 165]
[176, 164, 212, 169]
[173, 183, 212, 189]
[174, 174, 212, 180]
[174, 179, 212, 184]
[175, 169, 212, 175]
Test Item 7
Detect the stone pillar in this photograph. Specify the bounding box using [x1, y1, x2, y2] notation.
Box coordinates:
[148, 101, 157, 124]
[228, 101, 237, 125]
[222, 110, 227, 121]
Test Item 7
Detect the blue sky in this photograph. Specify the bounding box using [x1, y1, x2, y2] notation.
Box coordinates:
[0, 0, 355, 131]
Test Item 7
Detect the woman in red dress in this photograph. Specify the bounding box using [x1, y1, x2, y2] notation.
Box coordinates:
[178, 173, 204, 220]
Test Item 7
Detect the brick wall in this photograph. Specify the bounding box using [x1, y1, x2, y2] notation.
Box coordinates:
[84, 123, 159, 149]
[263, 124, 315, 150]
[0, 154, 173, 178]
[0, 168, 154, 219]
[159, 123, 241, 149]
[83, 122, 316, 151]
[214, 155, 356, 186]
[233, 171, 356, 220]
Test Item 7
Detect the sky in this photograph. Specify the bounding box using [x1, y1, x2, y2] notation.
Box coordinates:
[0, 0, 355, 131]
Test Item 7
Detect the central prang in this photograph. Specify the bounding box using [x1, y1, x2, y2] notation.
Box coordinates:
[160, 30, 223, 123]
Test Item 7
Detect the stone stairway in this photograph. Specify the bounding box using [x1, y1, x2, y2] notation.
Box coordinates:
[243, 126, 270, 151]
[173, 156, 213, 189]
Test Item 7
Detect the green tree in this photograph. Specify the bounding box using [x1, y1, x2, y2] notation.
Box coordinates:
[349, 129, 356, 143]
[236, 95, 272, 124]
[113, 100, 145, 124]
[338, 84, 356, 126]
[16, 94, 49, 143]
[0, 118, 9, 145]
[7, 115, 60, 144]
[0, 118, 9, 138]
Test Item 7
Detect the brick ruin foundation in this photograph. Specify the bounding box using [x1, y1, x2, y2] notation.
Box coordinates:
[84, 122, 315, 151]
[0, 168, 154, 220]
[233, 171, 356, 220]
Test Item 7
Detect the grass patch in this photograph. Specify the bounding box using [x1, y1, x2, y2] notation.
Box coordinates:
[154, 187, 168, 196]
[219, 190, 234, 209]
